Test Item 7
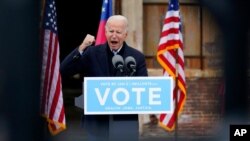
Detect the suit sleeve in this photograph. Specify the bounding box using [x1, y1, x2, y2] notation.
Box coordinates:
[60, 47, 89, 77]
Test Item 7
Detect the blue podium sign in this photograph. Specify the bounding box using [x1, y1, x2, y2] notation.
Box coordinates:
[84, 77, 173, 115]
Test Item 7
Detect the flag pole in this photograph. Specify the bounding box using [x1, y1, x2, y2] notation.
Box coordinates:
[174, 48, 179, 141]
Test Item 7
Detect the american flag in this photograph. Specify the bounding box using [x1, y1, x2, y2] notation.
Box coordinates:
[40, 0, 66, 135]
[157, 0, 186, 131]
[95, 0, 112, 45]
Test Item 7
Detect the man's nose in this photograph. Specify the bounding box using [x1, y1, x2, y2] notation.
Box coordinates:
[111, 33, 117, 38]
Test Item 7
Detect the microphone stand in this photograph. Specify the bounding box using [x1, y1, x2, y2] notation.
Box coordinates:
[127, 64, 136, 76]
[129, 69, 136, 76]
[115, 65, 126, 76]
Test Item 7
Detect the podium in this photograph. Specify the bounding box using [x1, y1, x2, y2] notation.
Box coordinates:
[75, 76, 173, 141]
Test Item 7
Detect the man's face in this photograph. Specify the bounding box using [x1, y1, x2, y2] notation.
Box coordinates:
[105, 20, 127, 51]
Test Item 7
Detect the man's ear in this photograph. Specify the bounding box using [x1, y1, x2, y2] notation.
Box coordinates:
[124, 32, 128, 38]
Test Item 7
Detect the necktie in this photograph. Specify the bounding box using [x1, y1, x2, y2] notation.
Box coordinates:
[112, 50, 118, 55]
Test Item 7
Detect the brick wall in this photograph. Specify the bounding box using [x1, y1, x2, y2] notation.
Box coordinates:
[142, 69, 227, 138]
[142, 71, 250, 138]
[177, 77, 224, 137]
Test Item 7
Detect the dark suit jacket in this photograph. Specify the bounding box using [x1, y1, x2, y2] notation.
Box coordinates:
[60, 42, 148, 135]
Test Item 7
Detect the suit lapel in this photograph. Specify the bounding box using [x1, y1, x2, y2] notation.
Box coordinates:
[120, 42, 129, 58]
[94, 42, 129, 76]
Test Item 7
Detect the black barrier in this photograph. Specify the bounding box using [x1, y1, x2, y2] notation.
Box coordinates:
[0, 0, 44, 141]
[200, 0, 249, 141]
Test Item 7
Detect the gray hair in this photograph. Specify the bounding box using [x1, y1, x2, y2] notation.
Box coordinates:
[105, 15, 128, 33]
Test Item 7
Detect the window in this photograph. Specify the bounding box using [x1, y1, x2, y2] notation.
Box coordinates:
[143, 1, 223, 70]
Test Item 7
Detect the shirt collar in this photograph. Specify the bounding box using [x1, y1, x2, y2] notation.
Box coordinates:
[110, 45, 123, 55]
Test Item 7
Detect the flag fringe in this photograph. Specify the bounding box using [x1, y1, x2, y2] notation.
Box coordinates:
[158, 121, 175, 131]
[48, 124, 66, 136]
[42, 114, 66, 135]
[157, 44, 180, 54]
[158, 93, 186, 131]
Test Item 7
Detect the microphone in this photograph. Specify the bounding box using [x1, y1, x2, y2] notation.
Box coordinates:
[125, 56, 136, 76]
[112, 55, 124, 73]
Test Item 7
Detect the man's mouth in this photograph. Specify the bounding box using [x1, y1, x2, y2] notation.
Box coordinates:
[111, 41, 118, 45]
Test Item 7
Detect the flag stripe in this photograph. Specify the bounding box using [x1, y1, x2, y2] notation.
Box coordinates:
[43, 31, 54, 115]
[40, 30, 49, 114]
[96, 21, 107, 45]
[166, 10, 179, 18]
[95, 0, 112, 45]
[157, 0, 186, 131]
[165, 17, 180, 23]
[58, 99, 65, 122]
[49, 73, 61, 119]
[162, 28, 180, 37]
[158, 34, 182, 47]
[158, 54, 175, 77]
[162, 22, 180, 31]
[48, 35, 61, 119]
[47, 34, 58, 116]
[41, 0, 66, 135]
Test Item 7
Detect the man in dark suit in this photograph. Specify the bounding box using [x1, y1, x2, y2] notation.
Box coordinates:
[60, 15, 148, 141]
